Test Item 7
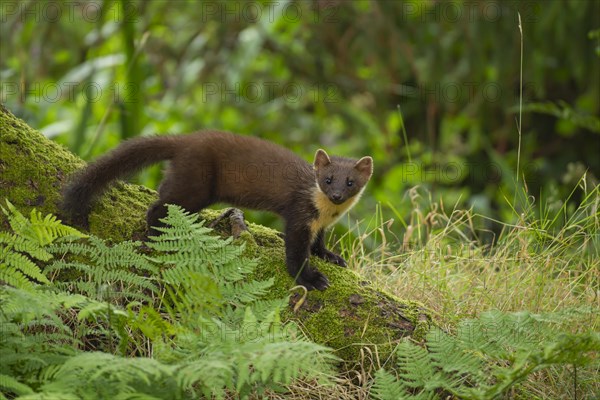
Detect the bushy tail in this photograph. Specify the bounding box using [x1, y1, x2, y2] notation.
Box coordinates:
[61, 136, 179, 226]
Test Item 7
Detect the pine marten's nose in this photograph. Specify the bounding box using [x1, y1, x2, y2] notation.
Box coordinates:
[331, 193, 342, 202]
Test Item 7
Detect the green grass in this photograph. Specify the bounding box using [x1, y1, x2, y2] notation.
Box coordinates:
[318, 183, 599, 399]
[2, 186, 596, 399]
[275, 183, 598, 399]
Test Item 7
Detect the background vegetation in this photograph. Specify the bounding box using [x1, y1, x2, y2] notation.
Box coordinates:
[2, 0, 598, 234]
[1, 0, 599, 398]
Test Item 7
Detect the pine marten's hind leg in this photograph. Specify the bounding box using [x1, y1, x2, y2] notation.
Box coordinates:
[146, 168, 213, 237]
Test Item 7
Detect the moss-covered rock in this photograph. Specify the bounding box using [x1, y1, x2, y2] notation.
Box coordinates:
[0, 104, 431, 364]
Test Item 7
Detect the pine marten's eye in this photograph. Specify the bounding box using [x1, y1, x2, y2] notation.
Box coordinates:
[347, 180, 354, 187]
[325, 177, 332, 184]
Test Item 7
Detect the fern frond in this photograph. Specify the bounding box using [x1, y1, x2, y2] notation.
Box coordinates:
[44, 260, 94, 276]
[153, 240, 241, 270]
[250, 340, 336, 383]
[370, 369, 412, 400]
[480, 331, 600, 399]
[426, 327, 488, 388]
[220, 278, 274, 305]
[46, 241, 95, 258]
[0, 232, 52, 261]
[162, 273, 222, 322]
[47, 251, 159, 302]
[28, 209, 87, 245]
[0, 203, 339, 399]
[0, 265, 35, 290]
[85, 237, 157, 274]
[91, 269, 158, 293]
[209, 253, 254, 283]
[1, 200, 86, 245]
[129, 305, 176, 342]
[0, 373, 34, 397]
[251, 298, 289, 316]
[1, 200, 30, 237]
[394, 339, 437, 390]
[41, 352, 179, 399]
[376, 310, 600, 400]
[1, 288, 84, 386]
[149, 214, 217, 254]
[77, 300, 128, 322]
[0, 201, 90, 291]
[1, 247, 50, 284]
[176, 357, 235, 399]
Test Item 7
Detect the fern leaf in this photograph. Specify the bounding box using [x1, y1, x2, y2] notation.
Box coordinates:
[47, 241, 95, 258]
[371, 369, 412, 400]
[394, 339, 437, 390]
[0, 202, 339, 399]
[1, 247, 50, 284]
[0, 232, 52, 261]
[44, 260, 93, 276]
[0, 265, 35, 290]
[28, 208, 87, 245]
[1, 200, 86, 245]
[427, 327, 488, 388]
[1, 200, 30, 236]
[130, 305, 176, 341]
[221, 278, 274, 305]
[176, 358, 234, 399]
[0, 373, 34, 396]
[41, 352, 179, 399]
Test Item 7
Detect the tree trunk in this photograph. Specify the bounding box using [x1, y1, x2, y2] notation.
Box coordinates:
[0, 104, 430, 364]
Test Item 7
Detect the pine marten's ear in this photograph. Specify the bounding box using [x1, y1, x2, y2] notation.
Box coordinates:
[354, 156, 373, 179]
[314, 149, 331, 170]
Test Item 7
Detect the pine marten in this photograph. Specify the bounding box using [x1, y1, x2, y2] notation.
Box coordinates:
[61, 131, 373, 291]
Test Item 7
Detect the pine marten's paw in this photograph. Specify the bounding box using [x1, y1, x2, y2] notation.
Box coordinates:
[318, 249, 347, 267]
[297, 270, 330, 291]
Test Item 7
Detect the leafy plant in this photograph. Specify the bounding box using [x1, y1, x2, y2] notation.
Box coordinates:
[0, 203, 336, 399]
[46, 236, 159, 303]
[371, 310, 600, 400]
[4, 0, 598, 243]
[0, 200, 86, 290]
[514, 101, 600, 134]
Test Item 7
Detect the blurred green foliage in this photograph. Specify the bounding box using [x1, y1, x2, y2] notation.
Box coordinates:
[1, 0, 598, 244]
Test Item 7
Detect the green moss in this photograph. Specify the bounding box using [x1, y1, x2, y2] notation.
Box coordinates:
[87, 183, 156, 242]
[0, 105, 155, 242]
[0, 104, 432, 364]
[282, 259, 430, 362]
[245, 222, 284, 248]
[1, 105, 82, 228]
[239, 232, 430, 362]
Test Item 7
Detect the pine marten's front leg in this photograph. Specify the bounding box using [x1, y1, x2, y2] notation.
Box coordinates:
[285, 222, 329, 291]
[310, 229, 347, 267]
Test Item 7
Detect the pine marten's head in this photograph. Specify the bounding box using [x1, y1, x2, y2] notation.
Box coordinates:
[313, 149, 373, 205]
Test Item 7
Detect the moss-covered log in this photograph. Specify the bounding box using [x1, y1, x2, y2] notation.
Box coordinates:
[0, 104, 430, 364]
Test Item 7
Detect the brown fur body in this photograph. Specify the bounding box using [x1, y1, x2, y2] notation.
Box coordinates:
[62, 131, 373, 290]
